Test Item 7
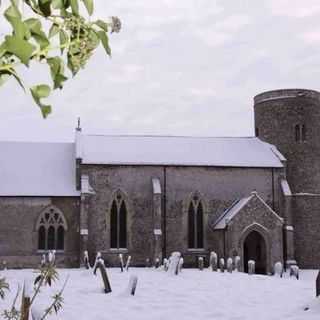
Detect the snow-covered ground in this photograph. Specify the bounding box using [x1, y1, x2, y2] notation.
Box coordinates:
[1, 268, 319, 320]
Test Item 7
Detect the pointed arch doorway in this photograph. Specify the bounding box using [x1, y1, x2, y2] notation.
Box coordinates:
[243, 230, 267, 274]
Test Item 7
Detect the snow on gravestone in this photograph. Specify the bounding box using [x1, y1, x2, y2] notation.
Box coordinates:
[290, 265, 299, 280]
[84, 251, 90, 269]
[219, 258, 225, 273]
[198, 257, 204, 271]
[210, 252, 218, 271]
[168, 252, 181, 275]
[127, 275, 138, 296]
[163, 258, 169, 271]
[227, 258, 233, 273]
[125, 256, 132, 271]
[274, 262, 283, 278]
[248, 260, 255, 275]
[234, 256, 240, 272]
[93, 259, 112, 293]
[178, 257, 184, 273]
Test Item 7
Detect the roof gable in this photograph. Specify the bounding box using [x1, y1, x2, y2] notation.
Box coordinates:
[213, 192, 283, 229]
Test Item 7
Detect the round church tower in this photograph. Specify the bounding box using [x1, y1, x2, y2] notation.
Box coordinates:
[254, 88, 320, 194]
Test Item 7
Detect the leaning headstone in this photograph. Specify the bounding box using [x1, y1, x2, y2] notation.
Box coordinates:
[198, 257, 204, 271]
[93, 252, 102, 275]
[219, 258, 225, 272]
[94, 260, 112, 293]
[163, 258, 169, 272]
[84, 251, 90, 269]
[155, 258, 160, 269]
[316, 270, 320, 297]
[234, 256, 241, 272]
[168, 252, 181, 275]
[290, 265, 299, 280]
[227, 258, 233, 273]
[274, 262, 283, 278]
[248, 260, 255, 275]
[119, 254, 124, 272]
[210, 252, 218, 271]
[178, 257, 184, 273]
[125, 256, 131, 271]
[128, 275, 138, 296]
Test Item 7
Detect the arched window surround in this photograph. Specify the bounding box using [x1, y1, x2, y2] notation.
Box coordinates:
[185, 192, 206, 250]
[108, 189, 129, 250]
[36, 206, 68, 251]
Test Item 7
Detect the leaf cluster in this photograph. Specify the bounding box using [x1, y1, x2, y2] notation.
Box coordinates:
[0, 0, 121, 117]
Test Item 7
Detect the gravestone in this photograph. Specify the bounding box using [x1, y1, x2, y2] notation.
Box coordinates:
[119, 254, 124, 272]
[198, 257, 204, 271]
[178, 257, 184, 273]
[93, 260, 112, 293]
[163, 258, 169, 271]
[234, 256, 240, 271]
[290, 265, 299, 280]
[128, 275, 138, 296]
[84, 251, 90, 269]
[274, 262, 283, 278]
[248, 260, 255, 275]
[219, 258, 225, 272]
[227, 258, 233, 273]
[155, 258, 160, 269]
[168, 252, 181, 275]
[125, 256, 131, 271]
[210, 252, 218, 271]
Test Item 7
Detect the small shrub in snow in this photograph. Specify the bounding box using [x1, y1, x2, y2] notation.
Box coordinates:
[198, 257, 204, 271]
[248, 260, 255, 275]
[125, 256, 132, 271]
[119, 254, 124, 272]
[234, 256, 240, 272]
[274, 262, 283, 278]
[227, 258, 233, 273]
[290, 265, 299, 280]
[219, 258, 225, 272]
[209, 252, 218, 271]
[163, 258, 169, 272]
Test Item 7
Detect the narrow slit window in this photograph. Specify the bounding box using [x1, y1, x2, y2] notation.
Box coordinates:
[188, 194, 204, 249]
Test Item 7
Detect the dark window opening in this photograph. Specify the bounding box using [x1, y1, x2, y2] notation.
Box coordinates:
[36, 206, 67, 251]
[188, 195, 204, 249]
[255, 127, 259, 137]
[110, 193, 128, 249]
[295, 124, 307, 142]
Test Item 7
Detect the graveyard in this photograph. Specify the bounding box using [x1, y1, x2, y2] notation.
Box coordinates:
[0, 256, 319, 320]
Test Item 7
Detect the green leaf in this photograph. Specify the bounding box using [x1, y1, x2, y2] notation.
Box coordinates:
[0, 42, 6, 58]
[70, 0, 79, 15]
[81, 0, 93, 16]
[30, 84, 52, 118]
[52, 0, 63, 9]
[94, 20, 108, 32]
[49, 23, 60, 38]
[97, 31, 111, 56]
[4, 5, 28, 39]
[25, 18, 49, 50]
[39, 0, 52, 17]
[8, 67, 25, 90]
[4, 35, 35, 66]
[59, 30, 68, 53]
[47, 56, 68, 89]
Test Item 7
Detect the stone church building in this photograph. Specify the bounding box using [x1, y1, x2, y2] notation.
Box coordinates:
[1, 88, 320, 274]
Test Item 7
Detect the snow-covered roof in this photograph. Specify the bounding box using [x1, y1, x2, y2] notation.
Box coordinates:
[79, 135, 285, 168]
[213, 192, 283, 229]
[0, 141, 80, 197]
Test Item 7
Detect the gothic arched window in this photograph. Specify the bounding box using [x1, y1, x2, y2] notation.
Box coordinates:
[36, 206, 68, 251]
[110, 191, 127, 249]
[188, 194, 204, 249]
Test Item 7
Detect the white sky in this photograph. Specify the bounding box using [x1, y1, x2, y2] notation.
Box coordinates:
[1, 0, 320, 141]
